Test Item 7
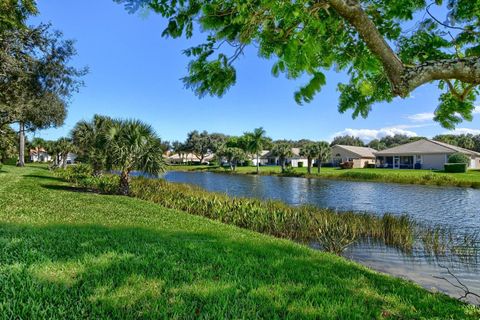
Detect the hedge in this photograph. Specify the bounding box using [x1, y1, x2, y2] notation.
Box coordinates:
[444, 163, 467, 173]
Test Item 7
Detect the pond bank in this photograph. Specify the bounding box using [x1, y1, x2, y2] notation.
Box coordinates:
[166, 165, 480, 188]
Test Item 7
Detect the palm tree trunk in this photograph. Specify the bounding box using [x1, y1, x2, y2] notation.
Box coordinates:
[256, 152, 259, 174]
[281, 158, 286, 173]
[17, 122, 25, 167]
[119, 170, 130, 195]
[317, 158, 322, 173]
[307, 158, 312, 174]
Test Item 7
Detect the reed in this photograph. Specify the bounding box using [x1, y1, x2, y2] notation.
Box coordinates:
[56, 168, 478, 258]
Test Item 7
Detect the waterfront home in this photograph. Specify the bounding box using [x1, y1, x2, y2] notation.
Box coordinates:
[251, 150, 270, 166]
[375, 139, 480, 169]
[30, 148, 51, 162]
[331, 145, 377, 168]
[168, 152, 215, 165]
[263, 148, 309, 168]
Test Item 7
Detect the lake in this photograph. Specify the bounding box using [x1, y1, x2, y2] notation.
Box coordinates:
[164, 171, 480, 302]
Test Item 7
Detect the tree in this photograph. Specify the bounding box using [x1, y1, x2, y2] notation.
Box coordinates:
[367, 139, 386, 151]
[0, 0, 37, 32]
[55, 137, 76, 169]
[244, 127, 267, 174]
[330, 135, 365, 147]
[0, 125, 17, 163]
[106, 119, 165, 195]
[315, 142, 331, 173]
[118, 0, 480, 129]
[271, 142, 293, 173]
[184, 130, 213, 163]
[0, 24, 86, 167]
[216, 146, 247, 171]
[300, 143, 319, 174]
[71, 115, 114, 175]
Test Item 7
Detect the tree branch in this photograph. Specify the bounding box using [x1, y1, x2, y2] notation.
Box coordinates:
[328, 0, 405, 93]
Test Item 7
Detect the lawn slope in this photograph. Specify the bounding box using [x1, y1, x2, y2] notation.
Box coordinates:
[0, 165, 478, 319]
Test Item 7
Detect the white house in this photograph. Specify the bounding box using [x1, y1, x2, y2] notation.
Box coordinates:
[263, 148, 309, 168]
[374, 139, 480, 170]
[250, 150, 270, 166]
[168, 152, 215, 165]
[30, 148, 52, 163]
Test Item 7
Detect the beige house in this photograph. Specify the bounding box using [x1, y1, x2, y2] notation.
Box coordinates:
[374, 139, 480, 170]
[331, 145, 377, 168]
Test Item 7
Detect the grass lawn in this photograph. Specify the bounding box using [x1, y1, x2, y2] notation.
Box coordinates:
[0, 165, 478, 319]
[168, 164, 480, 188]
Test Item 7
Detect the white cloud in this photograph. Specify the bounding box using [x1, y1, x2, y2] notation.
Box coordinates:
[406, 112, 434, 122]
[473, 106, 480, 114]
[444, 128, 480, 135]
[333, 126, 418, 142]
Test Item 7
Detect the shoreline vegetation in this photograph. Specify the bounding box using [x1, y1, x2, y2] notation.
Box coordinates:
[167, 164, 480, 188]
[1, 164, 479, 318]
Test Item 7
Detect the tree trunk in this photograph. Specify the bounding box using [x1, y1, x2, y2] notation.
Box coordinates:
[62, 153, 68, 169]
[307, 157, 312, 174]
[256, 152, 260, 174]
[280, 158, 286, 173]
[17, 122, 25, 167]
[317, 158, 322, 173]
[119, 171, 130, 195]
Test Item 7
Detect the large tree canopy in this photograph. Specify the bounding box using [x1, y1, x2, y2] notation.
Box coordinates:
[117, 0, 479, 128]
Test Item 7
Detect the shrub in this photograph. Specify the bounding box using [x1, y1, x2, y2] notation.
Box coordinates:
[243, 160, 253, 167]
[93, 175, 120, 194]
[0, 162, 2, 171]
[340, 161, 353, 169]
[448, 152, 469, 165]
[56, 164, 93, 184]
[297, 161, 304, 168]
[364, 163, 376, 168]
[444, 163, 467, 173]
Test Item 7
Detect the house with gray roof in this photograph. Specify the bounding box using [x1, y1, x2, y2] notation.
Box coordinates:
[374, 139, 480, 170]
[262, 148, 309, 168]
[331, 145, 377, 168]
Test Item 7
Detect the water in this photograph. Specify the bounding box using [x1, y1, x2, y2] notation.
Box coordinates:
[164, 171, 480, 302]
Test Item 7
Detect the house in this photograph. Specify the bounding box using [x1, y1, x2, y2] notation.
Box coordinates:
[331, 145, 377, 168]
[30, 148, 52, 162]
[251, 150, 270, 166]
[168, 152, 215, 165]
[374, 139, 480, 170]
[263, 148, 309, 168]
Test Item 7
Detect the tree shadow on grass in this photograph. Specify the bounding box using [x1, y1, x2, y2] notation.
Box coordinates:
[40, 184, 95, 193]
[0, 223, 475, 319]
[24, 174, 65, 182]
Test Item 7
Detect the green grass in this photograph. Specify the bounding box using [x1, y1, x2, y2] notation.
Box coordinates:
[168, 164, 480, 188]
[0, 165, 479, 319]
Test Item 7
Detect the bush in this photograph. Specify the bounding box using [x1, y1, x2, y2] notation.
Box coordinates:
[56, 164, 93, 184]
[297, 161, 304, 168]
[448, 152, 469, 165]
[444, 163, 467, 173]
[340, 161, 353, 169]
[364, 163, 376, 168]
[92, 175, 120, 194]
[243, 160, 253, 167]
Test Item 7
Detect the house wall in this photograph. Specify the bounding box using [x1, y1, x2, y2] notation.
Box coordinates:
[469, 157, 480, 169]
[331, 146, 374, 167]
[291, 158, 308, 168]
[422, 154, 448, 170]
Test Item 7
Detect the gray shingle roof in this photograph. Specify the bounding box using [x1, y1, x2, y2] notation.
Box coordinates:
[374, 139, 480, 156]
[333, 145, 377, 158]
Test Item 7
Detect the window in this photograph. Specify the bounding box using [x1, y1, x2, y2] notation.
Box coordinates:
[416, 155, 422, 163]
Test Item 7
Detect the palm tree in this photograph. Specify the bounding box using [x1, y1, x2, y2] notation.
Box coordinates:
[300, 143, 319, 174]
[56, 137, 76, 169]
[245, 127, 267, 174]
[106, 119, 165, 195]
[71, 114, 113, 175]
[271, 142, 293, 173]
[315, 141, 331, 173]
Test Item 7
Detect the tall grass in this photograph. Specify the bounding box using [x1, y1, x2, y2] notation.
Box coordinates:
[56, 166, 477, 257]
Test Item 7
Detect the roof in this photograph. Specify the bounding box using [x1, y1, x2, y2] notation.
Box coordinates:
[332, 145, 377, 158]
[374, 139, 480, 156]
[168, 153, 215, 161]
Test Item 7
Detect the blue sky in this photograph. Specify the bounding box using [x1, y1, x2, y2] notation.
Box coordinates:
[31, 0, 480, 143]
